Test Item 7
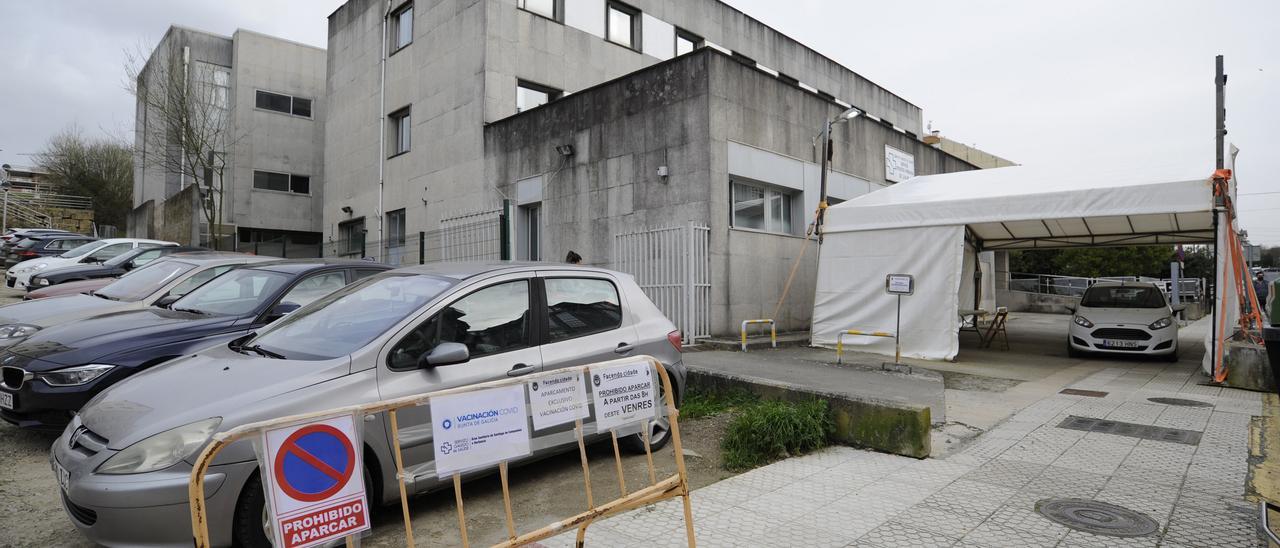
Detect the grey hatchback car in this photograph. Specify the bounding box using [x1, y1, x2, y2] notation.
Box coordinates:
[53, 262, 685, 547]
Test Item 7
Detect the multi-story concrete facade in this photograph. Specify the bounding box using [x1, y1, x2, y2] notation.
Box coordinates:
[325, 0, 977, 335]
[129, 26, 326, 256]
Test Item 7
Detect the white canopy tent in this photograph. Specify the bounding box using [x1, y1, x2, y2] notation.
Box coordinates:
[812, 165, 1219, 362]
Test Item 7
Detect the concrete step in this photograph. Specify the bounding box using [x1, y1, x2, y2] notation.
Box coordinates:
[693, 332, 811, 352]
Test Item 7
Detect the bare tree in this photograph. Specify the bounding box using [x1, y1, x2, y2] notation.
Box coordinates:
[124, 41, 238, 249]
[35, 127, 133, 230]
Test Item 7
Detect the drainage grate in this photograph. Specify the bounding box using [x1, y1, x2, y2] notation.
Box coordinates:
[1057, 415, 1202, 445]
[1036, 498, 1159, 537]
[1147, 397, 1213, 408]
[1060, 388, 1109, 398]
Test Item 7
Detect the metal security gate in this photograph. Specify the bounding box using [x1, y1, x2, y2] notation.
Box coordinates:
[613, 222, 710, 343]
[436, 208, 505, 262]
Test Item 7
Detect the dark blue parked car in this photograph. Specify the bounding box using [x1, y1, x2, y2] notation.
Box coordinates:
[0, 259, 390, 428]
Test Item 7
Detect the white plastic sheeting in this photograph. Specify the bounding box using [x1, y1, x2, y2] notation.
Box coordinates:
[813, 165, 1216, 361]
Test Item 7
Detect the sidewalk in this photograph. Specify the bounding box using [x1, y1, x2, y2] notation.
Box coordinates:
[545, 357, 1264, 547]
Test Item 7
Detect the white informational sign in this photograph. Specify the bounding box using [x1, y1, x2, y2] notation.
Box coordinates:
[885, 145, 916, 183]
[886, 274, 915, 295]
[590, 361, 659, 432]
[528, 371, 590, 431]
[260, 413, 371, 548]
[430, 385, 530, 478]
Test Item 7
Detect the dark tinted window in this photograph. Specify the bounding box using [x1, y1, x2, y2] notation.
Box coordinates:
[389, 280, 529, 368]
[292, 98, 312, 117]
[256, 90, 292, 114]
[1081, 286, 1167, 309]
[290, 175, 310, 194]
[545, 278, 622, 342]
[254, 171, 290, 192]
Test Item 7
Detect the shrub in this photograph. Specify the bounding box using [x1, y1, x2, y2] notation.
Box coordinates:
[680, 388, 757, 420]
[721, 399, 833, 470]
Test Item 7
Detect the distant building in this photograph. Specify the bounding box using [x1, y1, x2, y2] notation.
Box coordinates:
[924, 134, 1016, 169]
[128, 26, 326, 256]
[0, 165, 54, 192]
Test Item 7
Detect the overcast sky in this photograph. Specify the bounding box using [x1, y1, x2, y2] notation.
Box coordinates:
[2, 1, 1278, 242]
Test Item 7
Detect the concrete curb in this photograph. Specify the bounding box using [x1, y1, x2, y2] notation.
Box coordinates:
[686, 367, 932, 459]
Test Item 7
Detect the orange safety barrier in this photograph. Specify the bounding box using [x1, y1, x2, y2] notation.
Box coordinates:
[1211, 169, 1264, 382]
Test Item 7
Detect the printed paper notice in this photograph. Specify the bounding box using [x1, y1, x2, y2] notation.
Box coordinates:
[430, 385, 530, 478]
[590, 361, 658, 432]
[528, 371, 589, 431]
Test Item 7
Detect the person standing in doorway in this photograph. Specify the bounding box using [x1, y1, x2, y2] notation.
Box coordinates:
[1256, 272, 1270, 316]
[565, 250, 582, 264]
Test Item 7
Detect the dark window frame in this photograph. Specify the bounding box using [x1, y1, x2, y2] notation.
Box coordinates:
[255, 90, 314, 119]
[389, 1, 414, 54]
[541, 276, 624, 344]
[385, 278, 536, 371]
[389, 106, 412, 157]
[252, 170, 311, 195]
[674, 28, 703, 56]
[516, 0, 563, 22]
[515, 80, 563, 113]
[605, 1, 641, 51]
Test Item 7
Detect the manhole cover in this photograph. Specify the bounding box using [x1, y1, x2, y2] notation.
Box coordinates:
[1147, 397, 1213, 408]
[1036, 498, 1159, 537]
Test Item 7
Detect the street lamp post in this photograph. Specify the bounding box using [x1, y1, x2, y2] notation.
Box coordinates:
[0, 164, 12, 233]
[816, 107, 861, 243]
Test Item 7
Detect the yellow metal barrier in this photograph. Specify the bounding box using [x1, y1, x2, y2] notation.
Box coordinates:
[188, 356, 695, 548]
[836, 329, 896, 364]
[739, 319, 777, 352]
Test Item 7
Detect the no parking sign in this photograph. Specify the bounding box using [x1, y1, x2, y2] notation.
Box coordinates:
[260, 413, 371, 548]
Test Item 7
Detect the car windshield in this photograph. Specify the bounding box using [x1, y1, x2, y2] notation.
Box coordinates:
[102, 249, 146, 267]
[94, 260, 196, 302]
[1081, 286, 1167, 309]
[248, 274, 453, 360]
[59, 241, 104, 259]
[167, 268, 291, 316]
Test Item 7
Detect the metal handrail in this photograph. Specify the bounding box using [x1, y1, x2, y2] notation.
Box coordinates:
[1260, 500, 1280, 545]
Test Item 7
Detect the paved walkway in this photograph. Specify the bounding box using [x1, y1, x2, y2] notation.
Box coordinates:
[546, 358, 1264, 547]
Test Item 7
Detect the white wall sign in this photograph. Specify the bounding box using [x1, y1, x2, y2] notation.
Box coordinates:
[430, 385, 530, 478]
[260, 413, 371, 548]
[529, 371, 590, 431]
[885, 145, 916, 183]
[590, 361, 658, 431]
[886, 274, 915, 295]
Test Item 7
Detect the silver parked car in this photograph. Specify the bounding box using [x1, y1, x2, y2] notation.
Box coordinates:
[53, 263, 686, 547]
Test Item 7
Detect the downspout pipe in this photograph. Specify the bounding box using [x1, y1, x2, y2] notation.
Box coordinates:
[376, 0, 391, 259]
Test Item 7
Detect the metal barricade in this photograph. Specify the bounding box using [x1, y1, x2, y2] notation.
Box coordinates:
[188, 356, 696, 548]
[836, 329, 896, 364]
[739, 319, 776, 352]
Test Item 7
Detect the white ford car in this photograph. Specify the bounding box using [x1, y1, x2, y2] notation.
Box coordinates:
[5, 238, 176, 290]
[1068, 281, 1184, 361]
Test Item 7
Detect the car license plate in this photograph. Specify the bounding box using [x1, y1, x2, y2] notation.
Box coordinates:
[0, 391, 12, 410]
[1102, 340, 1140, 349]
[54, 460, 70, 493]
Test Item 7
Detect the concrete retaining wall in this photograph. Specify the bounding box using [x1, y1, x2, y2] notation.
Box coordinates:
[686, 368, 931, 459]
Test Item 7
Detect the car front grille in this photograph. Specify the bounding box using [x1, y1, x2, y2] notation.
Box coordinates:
[68, 425, 109, 456]
[62, 492, 98, 526]
[1, 366, 26, 390]
[1091, 328, 1152, 341]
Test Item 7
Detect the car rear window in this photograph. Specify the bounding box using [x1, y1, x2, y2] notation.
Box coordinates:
[1080, 286, 1167, 309]
[545, 277, 622, 342]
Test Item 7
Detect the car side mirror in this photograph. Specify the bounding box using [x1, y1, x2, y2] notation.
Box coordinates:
[155, 294, 181, 308]
[1171, 304, 1187, 313]
[419, 342, 469, 368]
[265, 302, 302, 322]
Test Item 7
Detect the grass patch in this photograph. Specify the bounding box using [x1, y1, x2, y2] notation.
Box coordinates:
[680, 387, 757, 420]
[720, 399, 833, 471]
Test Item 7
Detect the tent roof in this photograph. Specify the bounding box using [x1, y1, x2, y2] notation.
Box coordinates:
[824, 165, 1216, 250]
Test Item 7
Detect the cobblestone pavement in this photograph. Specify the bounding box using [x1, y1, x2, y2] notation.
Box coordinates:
[543, 359, 1264, 547]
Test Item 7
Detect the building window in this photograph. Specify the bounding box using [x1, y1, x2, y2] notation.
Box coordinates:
[255, 90, 313, 118]
[387, 209, 406, 247]
[339, 218, 366, 257]
[518, 203, 541, 261]
[517, 0, 560, 21]
[516, 81, 562, 113]
[675, 28, 702, 56]
[731, 180, 796, 235]
[389, 107, 411, 155]
[253, 170, 310, 195]
[391, 3, 413, 51]
[606, 2, 640, 49]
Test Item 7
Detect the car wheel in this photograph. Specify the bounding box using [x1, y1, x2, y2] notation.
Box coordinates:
[620, 376, 674, 454]
[1163, 348, 1179, 362]
[232, 474, 272, 548]
[1067, 340, 1084, 358]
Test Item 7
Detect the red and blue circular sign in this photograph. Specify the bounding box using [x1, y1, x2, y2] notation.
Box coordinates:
[273, 424, 356, 502]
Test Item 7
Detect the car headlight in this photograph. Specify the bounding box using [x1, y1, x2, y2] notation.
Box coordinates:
[36, 278, 50, 286]
[1073, 315, 1094, 328]
[1149, 317, 1173, 330]
[0, 324, 40, 339]
[37, 364, 114, 387]
[96, 417, 222, 475]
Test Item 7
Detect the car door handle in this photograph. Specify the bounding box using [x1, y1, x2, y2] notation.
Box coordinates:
[614, 343, 635, 354]
[507, 363, 537, 377]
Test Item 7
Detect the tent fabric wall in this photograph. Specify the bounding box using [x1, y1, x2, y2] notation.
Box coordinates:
[812, 225, 967, 361]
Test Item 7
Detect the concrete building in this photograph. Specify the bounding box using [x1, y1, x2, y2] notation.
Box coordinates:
[324, 0, 977, 336]
[925, 134, 1017, 169]
[129, 26, 327, 256]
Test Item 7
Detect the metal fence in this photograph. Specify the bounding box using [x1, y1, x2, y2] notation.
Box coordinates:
[1009, 273, 1206, 302]
[326, 209, 507, 266]
[613, 222, 711, 343]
